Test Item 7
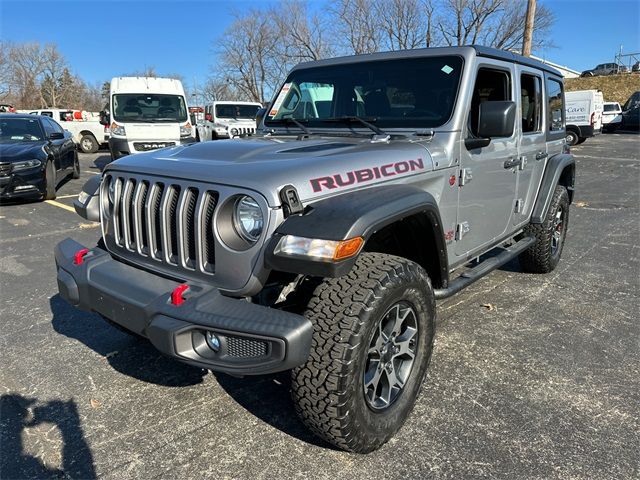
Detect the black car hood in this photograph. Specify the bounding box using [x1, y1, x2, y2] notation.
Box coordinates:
[0, 142, 46, 162]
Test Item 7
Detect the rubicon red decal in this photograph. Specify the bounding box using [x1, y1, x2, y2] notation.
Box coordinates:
[310, 158, 425, 193]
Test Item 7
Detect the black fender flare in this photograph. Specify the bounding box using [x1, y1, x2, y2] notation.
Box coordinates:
[531, 153, 575, 224]
[264, 184, 448, 280]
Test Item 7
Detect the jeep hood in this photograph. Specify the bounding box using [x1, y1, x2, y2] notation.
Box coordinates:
[105, 136, 434, 206]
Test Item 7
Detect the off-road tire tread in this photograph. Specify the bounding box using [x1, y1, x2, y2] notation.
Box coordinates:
[520, 185, 569, 273]
[291, 252, 434, 453]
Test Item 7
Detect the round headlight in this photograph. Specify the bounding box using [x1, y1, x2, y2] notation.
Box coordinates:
[233, 195, 263, 243]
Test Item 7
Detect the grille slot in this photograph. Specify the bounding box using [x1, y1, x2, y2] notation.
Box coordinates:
[226, 336, 268, 358]
[106, 175, 218, 275]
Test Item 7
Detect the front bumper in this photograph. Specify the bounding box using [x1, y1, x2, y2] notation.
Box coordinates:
[54, 238, 313, 375]
[109, 137, 196, 157]
[0, 168, 45, 199]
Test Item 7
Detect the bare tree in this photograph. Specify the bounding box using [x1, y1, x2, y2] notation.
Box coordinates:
[375, 0, 426, 50]
[8, 42, 47, 108]
[0, 42, 12, 101]
[40, 44, 68, 108]
[330, 0, 383, 54]
[202, 78, 243, 102]
[273, 0, 335, 61]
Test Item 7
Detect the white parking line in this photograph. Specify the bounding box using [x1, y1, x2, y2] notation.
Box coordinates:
[56, 194, 79, 199]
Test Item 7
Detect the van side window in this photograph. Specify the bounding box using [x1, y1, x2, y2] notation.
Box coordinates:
[470, 68, 511, 136]
[520, 74, 542, 133]
[546, 78, 564, 132]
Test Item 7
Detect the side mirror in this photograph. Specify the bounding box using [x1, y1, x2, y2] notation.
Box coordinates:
[466, 101, 516, 149]
[256, 107, 267, 127]
[49, 132, 64, 140]
[99, 110, 110, 126]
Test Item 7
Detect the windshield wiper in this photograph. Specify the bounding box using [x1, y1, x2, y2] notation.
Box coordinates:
[322, 116, 386, 135]
[279, 117, 311, 135]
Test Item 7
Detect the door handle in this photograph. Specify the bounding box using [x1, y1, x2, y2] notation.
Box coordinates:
[503, 158, 522, 169]
[535, 151, 548, 160]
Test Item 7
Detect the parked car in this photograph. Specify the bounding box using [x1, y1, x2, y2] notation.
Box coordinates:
[565, 90, 604, 145]
[621, 91, 640, 130]
[0, 104, 16, 113]
[28, 109, 109, 153]
[581, 63, 628, 76]
[0, 114, 79, 200]
[602, 102, 623, 132]
[104, 77, 195, 160]
[56, 45, 574, 453]
[196, 101, 263, 141]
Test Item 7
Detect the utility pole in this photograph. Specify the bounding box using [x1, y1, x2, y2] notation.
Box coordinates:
[522, 0, 536, 57]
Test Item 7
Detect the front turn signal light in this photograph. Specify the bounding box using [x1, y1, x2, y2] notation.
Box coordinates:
[274, 235, 364, 262]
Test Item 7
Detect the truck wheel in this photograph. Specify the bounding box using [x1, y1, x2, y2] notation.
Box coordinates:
[80, 134, 99, 153]
[291, 252, 436, 453]
[43, 160, 56, 200]
[520, 185, 569, 274]
[72, 152, 81, 179]
[565, 130, 579, 146]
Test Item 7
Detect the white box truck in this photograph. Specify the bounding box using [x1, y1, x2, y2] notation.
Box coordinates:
[105, 77, 195, 159]
[196, 101, 262, 141]
[565, 89, 603, 145]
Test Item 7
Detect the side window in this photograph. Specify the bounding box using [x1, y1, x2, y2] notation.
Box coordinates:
[41, 111, 53, 118]
[41, 118, 55, 137]
[49, 118, 64, 133]
[469, 68, 512, 136]
[520, 73, 542, 133]
[546, 78, 564, 132]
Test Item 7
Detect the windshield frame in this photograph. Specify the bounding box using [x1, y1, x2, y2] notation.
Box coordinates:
[0, 117, 45, 143]
[111, 93, 189, 123]
[264, 55, 465, 132]
[215, 104, 261, 120]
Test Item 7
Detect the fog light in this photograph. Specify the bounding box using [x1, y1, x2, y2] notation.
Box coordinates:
[205, 331, 220, 352]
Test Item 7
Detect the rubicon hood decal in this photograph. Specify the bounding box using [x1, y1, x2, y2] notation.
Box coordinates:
[310, 158, 425, 192]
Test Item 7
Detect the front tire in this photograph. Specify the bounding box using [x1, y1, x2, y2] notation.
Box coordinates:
[520, 185, 570, 273]
[43, 160, 56, 200]
[72, 152, 81, 179]
[79, 134, 99, 153]
[291, 253, 436, 453]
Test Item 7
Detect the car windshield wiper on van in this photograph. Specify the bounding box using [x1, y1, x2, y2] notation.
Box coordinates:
[321, 116, 387, 136]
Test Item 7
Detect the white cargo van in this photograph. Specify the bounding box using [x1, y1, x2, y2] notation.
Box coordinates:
[565, 89, 603, 145]
[196, 101, 262, 141]
[106, 77, 195, 159]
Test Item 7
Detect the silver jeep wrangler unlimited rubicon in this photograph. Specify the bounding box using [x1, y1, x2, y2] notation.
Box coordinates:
[56, 46, 574, 453]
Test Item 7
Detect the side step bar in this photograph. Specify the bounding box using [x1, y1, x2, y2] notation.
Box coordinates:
[434, 236, 535, 300]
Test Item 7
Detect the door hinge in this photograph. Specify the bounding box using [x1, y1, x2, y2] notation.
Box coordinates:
[515, 199, 524, 213]
[455, 221, 470, 240]
[519, 156, 527, 171]
[459, 168, 473, 186]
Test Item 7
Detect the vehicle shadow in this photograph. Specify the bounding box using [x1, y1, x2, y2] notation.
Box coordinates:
[213, 371, 334, 449]
[0, 393, 96, 479]
[92, 154, 111, 172]
[50, 294, 207, 387]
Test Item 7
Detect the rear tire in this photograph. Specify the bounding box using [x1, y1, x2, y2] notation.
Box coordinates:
[80, 134, 99, 153]
[520, 185, 569, 273]
[576, 136, 587, 145]
[565, 130, 579, 146]
[43, 160, 56, 200]
[291, 253, 436, 453]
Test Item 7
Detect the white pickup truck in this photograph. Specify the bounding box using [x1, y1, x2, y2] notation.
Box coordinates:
[28, 109, 108, 153]
[196, 101, 262, 141]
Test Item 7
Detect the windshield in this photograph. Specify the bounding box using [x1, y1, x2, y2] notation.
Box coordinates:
[265, 56, 463, 130]
[215, 104, 260, 119]
[0, 117, 44, 143]
[112, 94, 188, 122]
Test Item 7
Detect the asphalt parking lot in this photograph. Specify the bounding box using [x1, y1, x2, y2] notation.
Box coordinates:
[1, 133, 638, 479]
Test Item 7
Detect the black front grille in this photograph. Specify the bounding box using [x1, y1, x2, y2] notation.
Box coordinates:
[105, 175, 218, 274]
[0, 163, 12, 177]
[133, 142, 175, 152]
[226, 336, 268, 358]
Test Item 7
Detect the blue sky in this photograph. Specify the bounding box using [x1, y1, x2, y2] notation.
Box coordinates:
[1, 0, 639, 92]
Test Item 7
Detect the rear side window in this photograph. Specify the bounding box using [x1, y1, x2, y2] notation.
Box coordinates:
[520, 73, 542, 133]
[546, 78, 564, 132]
[41, 118, 55, 137]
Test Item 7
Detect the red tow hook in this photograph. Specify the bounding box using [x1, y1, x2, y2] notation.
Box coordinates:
[171, 284, 190, 306]
[73, 248, 90, 265]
